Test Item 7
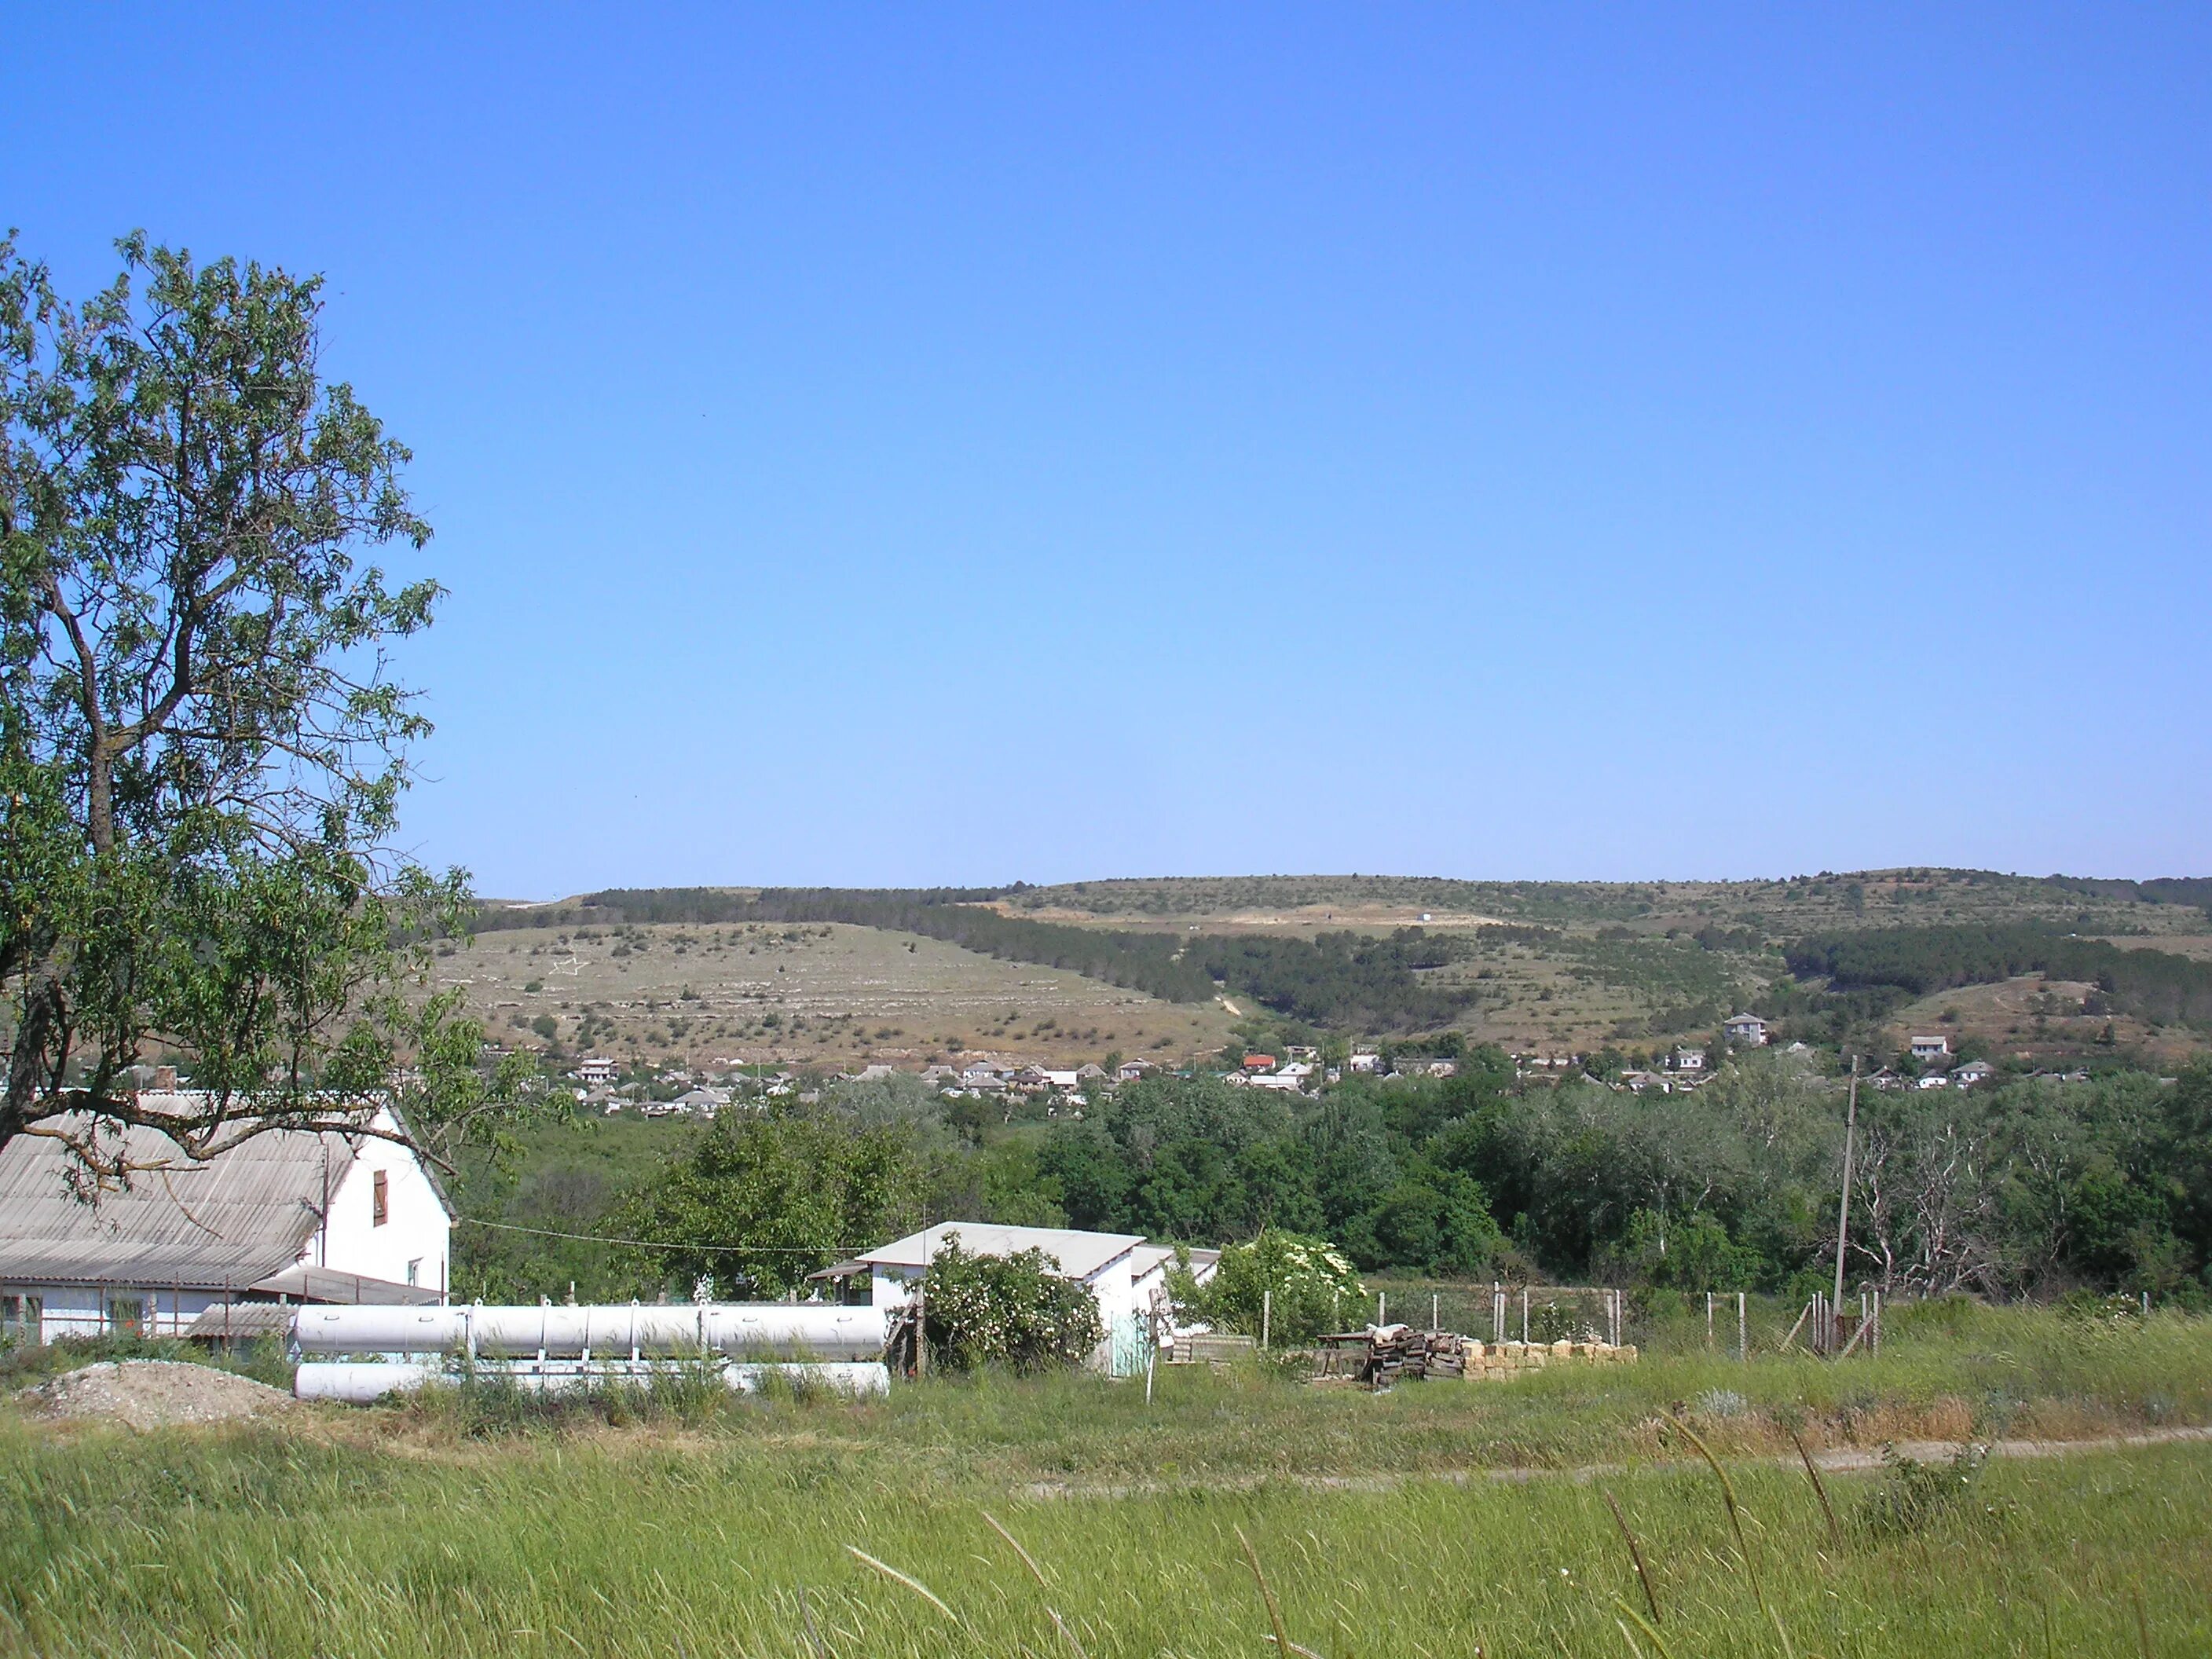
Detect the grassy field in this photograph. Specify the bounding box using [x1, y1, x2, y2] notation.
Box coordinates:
[4, 1306, 2210, 1656]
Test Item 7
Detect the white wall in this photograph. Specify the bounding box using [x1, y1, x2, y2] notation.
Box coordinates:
[310, 1114, 451, 1296]
[27, 1287, 234, 1343]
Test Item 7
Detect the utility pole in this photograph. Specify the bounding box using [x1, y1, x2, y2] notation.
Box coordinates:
[1832, 1054, 1859, 1353]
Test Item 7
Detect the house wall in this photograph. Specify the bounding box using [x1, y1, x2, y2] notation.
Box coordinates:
[0, 1112, 451, 1344]
[16, 1286, 240, 1344]
[313, 1127, 451, 1296]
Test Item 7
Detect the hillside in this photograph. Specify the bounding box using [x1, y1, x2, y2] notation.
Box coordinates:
[456, 870, 2212, 1070]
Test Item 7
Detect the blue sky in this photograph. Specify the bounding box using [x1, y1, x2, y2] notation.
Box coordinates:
[8, 5, 2209, 895]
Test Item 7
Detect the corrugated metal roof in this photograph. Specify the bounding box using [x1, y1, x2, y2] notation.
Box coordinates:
[0, 1112, 357, 1291]
[181, 1302, 297, 1339]
[855, 1223, 1149, 1283]
[249, 1263, 439, 1305]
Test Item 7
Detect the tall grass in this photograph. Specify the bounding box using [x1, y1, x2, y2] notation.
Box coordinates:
[2, 1306, 2208, 1656]
[0, 1419, 2203, 1657]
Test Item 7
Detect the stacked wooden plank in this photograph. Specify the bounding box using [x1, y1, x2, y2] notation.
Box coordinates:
[1309, 1328, 1639, 1389]
[1168, 1332, 1257, 1366]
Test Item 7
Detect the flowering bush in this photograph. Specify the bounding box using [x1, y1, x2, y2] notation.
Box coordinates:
[921, 1236, 1104, 1373]
[1177, 1228, 1365, 1343]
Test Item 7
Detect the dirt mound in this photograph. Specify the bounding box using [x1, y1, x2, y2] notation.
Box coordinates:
[31, 1359, 295, 1428]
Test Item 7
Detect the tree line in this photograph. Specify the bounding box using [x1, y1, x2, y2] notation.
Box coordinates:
[453, 1053, 2212, 1308]
[1785, 923, 2212, 1029]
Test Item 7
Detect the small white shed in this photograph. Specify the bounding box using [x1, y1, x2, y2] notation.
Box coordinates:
[832, 1222, 1217, 1374]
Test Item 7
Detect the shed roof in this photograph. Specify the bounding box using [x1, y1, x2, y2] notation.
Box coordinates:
[852, 1223, 1149, 1284]
[0, 1110, 368, 1291]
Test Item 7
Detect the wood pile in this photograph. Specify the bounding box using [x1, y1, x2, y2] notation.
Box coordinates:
[1168, 1332, 1256, 1366]
[1311, 1326, 1637, 1389]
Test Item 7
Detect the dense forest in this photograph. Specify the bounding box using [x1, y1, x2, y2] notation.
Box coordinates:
[455, 1053, 2212, 1309]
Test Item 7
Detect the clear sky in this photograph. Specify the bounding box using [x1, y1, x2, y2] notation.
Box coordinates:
[7, 5, 2208, 896]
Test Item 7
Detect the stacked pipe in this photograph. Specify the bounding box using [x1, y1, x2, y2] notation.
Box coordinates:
[291, 1302, 892, 1402]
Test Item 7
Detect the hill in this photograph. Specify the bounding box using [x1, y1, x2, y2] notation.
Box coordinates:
[452, 870, 2212, 1070]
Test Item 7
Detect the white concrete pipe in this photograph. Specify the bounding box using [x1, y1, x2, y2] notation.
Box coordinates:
[293, 1306, 469, 1353]
[292, 1302, 889, 1361]
[295, 1361, 438, 1402]
[292, 1359, 892, 1404]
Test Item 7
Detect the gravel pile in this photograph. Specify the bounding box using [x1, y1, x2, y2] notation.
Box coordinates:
[30, 1359, 295, 1428]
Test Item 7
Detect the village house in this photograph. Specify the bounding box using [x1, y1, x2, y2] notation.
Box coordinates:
[819, 1222, 1218, 1375]
[1348, 1052, 1385, 1074]
[0, 1102, 449, 1343]
[1115, 1058, 1159, 1082]
[1723, 1014, 1769, 1046]
[1392, 1058, 1458, 1079]
[1668, 1046, 1706, 1073]
[1953, 1058, 1996, 1086]
[574, 1057, 621, 1087]
[1910, 1035, 1951, 1060]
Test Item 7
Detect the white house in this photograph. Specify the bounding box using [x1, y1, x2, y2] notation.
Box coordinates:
[1668, 1046, 1707, 1073]
[1348, 1052, 1384, 1074]
[829, 1222, 1218, 1374]
[574, 1057, 621, 1086]
[0, 1101, 449, 1343]
[1723, 1014, 1769, 1046]
[1910, 1035, 1951, 1060]
[1953, 1059, 1996, 1086]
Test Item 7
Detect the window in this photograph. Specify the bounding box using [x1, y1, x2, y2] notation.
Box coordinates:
[1, 1294, 40, 1339]
[107, 1295, 145, 1336]
[405, 1258, 421, 1286]
[372, 1168, 389, 1226]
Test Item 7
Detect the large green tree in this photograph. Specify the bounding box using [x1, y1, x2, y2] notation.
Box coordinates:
[613, 1107, 921, 1297]
[0, 232, 523, 1183]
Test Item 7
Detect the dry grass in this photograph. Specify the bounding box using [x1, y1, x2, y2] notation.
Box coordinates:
[441, 921, 1233, 1071]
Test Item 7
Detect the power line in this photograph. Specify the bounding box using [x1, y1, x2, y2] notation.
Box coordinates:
[456, 1214, 885, 1255]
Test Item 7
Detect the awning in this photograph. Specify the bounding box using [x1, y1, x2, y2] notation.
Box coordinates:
[248, 1264, 441, 1305]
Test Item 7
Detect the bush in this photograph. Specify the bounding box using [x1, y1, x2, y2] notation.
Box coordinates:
[921, 1237, 1104, 1373]
[1856, 1443, 1992, 1539]
[1178, 1228, 1365, 1343]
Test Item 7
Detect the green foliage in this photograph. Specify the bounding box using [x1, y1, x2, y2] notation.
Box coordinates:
[920, 1236, 1104, 1372]
[611, 1106, 920, 1297]
[1605, 1208, 1763, 1292]
[0, 230, 529, 1174]
[1786, 922, 2212, 1029]
[1855, 1443, 1994, 1539]
[1181, 1227, 1366, 1342]
[1188, 927, 1480, 1031]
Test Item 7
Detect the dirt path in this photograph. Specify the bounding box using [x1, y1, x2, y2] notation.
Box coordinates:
[1021, 1423, 2212, 1501]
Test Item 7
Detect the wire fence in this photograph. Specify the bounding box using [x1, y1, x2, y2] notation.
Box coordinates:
[1362, 1278, 1840, 1357]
